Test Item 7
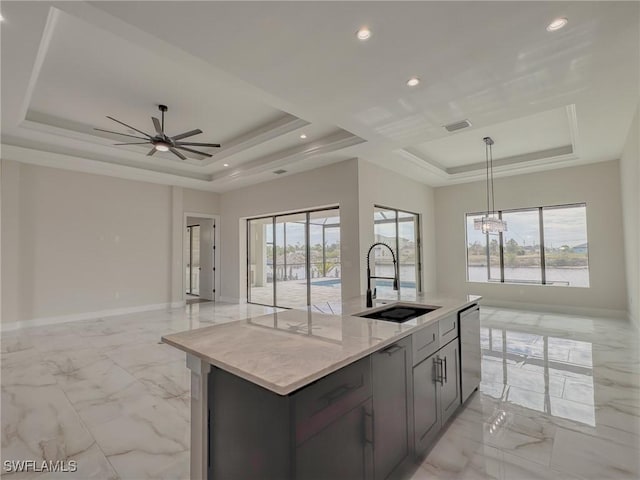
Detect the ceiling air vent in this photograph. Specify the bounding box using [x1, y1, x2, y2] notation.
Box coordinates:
[273, 169, 287, 175]
[444, 119, 472, 132]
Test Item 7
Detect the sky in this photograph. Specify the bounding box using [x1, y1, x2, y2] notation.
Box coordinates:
[466, 206, 588, 248]
[252, 205, 587, 251]
[257, 213, 418, 248]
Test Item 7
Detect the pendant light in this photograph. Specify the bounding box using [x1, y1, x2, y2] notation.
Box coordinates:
[474, 136, 507, 234]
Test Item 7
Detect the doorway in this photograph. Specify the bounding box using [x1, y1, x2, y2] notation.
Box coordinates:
[184, 214, 219, 304]
[186, 224, 201, 296]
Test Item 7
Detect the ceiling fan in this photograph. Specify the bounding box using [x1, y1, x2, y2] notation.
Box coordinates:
[94, 104, 220, 160]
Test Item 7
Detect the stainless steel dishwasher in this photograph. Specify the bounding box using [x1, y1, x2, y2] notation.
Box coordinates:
[459, 304, 481, 403]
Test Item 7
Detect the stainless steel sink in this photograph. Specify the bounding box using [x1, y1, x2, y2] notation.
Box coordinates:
[356, 304, 440, 323]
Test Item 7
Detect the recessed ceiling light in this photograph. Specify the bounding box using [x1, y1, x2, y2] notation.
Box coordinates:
[356, 27, 371, 41]
[300, 134, 307, 139]
[546, 17, 568, 32]
[223, 163, 229, 167]
[406, 77, 420, 87]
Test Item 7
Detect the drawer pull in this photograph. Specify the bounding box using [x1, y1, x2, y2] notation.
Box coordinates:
[442, 322, 456, 336]
[382, 344, 402, 356]
[321, 380, 362, 405]
[417, 332, 436, 352]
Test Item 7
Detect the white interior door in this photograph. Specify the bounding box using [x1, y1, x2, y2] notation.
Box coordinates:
[199, 218, 214, 301]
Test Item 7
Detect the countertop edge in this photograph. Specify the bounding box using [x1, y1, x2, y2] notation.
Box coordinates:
[162, 296, 481, 396]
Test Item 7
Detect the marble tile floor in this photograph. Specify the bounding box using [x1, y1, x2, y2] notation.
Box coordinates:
[410, 308, 640, 480]
[1, 303, 638, 479]
[249, 278, 343, 307]
[1, 302, 277, 480]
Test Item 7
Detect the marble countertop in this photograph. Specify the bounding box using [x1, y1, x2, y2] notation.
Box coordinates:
[162, 293, 481, 395]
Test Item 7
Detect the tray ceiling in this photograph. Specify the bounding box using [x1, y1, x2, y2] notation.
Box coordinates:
[1, 1, 638, 190]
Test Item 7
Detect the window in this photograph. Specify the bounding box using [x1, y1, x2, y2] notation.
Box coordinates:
[374, 206, 421, 300]
[466, 204, 589, 287]
[247, 207, 341, 308]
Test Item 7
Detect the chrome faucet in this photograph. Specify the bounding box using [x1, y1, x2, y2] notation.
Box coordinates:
[366, 242, 399, 308]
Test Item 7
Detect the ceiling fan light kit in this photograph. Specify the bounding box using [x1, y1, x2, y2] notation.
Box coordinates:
[474, 136, 507, 235]
[95, 104, 221, 160]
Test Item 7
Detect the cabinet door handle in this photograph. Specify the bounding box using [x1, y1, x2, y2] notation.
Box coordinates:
[363, 408, 374, 447]
[443, 357, 448, 383]
[433, 356, 444, 385]
[382, 344, 402, 356]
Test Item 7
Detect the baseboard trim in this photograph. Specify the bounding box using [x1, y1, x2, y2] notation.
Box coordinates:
[171, 301, 186, 308]
[480, 298, 629, 320]
[1, 302, 177, 332]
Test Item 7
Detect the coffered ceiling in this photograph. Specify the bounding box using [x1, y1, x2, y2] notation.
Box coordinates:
[1, 1, 638, 191]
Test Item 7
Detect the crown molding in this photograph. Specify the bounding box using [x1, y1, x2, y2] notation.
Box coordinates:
[210, 130, 365, 185]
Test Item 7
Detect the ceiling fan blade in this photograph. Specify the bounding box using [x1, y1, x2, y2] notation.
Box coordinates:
[114, 142, 152, 145]
[174, 142, 221, 148]
[106, 116, 152, 138]
[171, 129, 202, 141]
[94, 128, 149, 140]
[152, 117, 163, 134]
[174, 145, 213, 157]
[147, 148, 157, 156]
[169, 147, 187, 160]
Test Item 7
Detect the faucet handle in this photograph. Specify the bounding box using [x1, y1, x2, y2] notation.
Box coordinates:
[372, 287, 377, 299]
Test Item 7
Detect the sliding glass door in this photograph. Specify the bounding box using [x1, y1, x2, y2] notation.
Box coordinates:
[247, 217, 274, 306]
[309, 210, 342, 305]
[275, 213, 308, 308]
[373, 206, 421, 300]
[248, 207, 341, 308]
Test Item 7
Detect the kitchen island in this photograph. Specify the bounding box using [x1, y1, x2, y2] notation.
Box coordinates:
[162, 293, 481, 480]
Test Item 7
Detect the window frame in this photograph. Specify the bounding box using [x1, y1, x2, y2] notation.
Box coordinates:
[465, 202, 589, 287]
[246, 206, 341, 308]
[374, 205, 422, 294]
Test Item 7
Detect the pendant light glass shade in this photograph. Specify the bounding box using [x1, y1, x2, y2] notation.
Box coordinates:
[474, 136, 507, 235]
[474, 215, 507, 234]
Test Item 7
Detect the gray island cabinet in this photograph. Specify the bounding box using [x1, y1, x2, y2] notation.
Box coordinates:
[162, 294, 481, 480]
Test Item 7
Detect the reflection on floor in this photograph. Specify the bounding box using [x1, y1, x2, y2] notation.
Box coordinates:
[249, 277, 343, 306]
[185, 295, 212, 305]
[1, 305, 638, 479]
[411, 308, 640, 480]
[0, 302, 278, 479]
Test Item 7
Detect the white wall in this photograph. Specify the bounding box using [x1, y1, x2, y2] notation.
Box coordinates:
[184, 189, 220, 215]
[218, 158, 439, 304]
[0, 160, 220, 328]
[218, 159, 361, 302]
[434, 161, 628, 317]
[620, 104, 640, 328]
[357, 160, 437, 294]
